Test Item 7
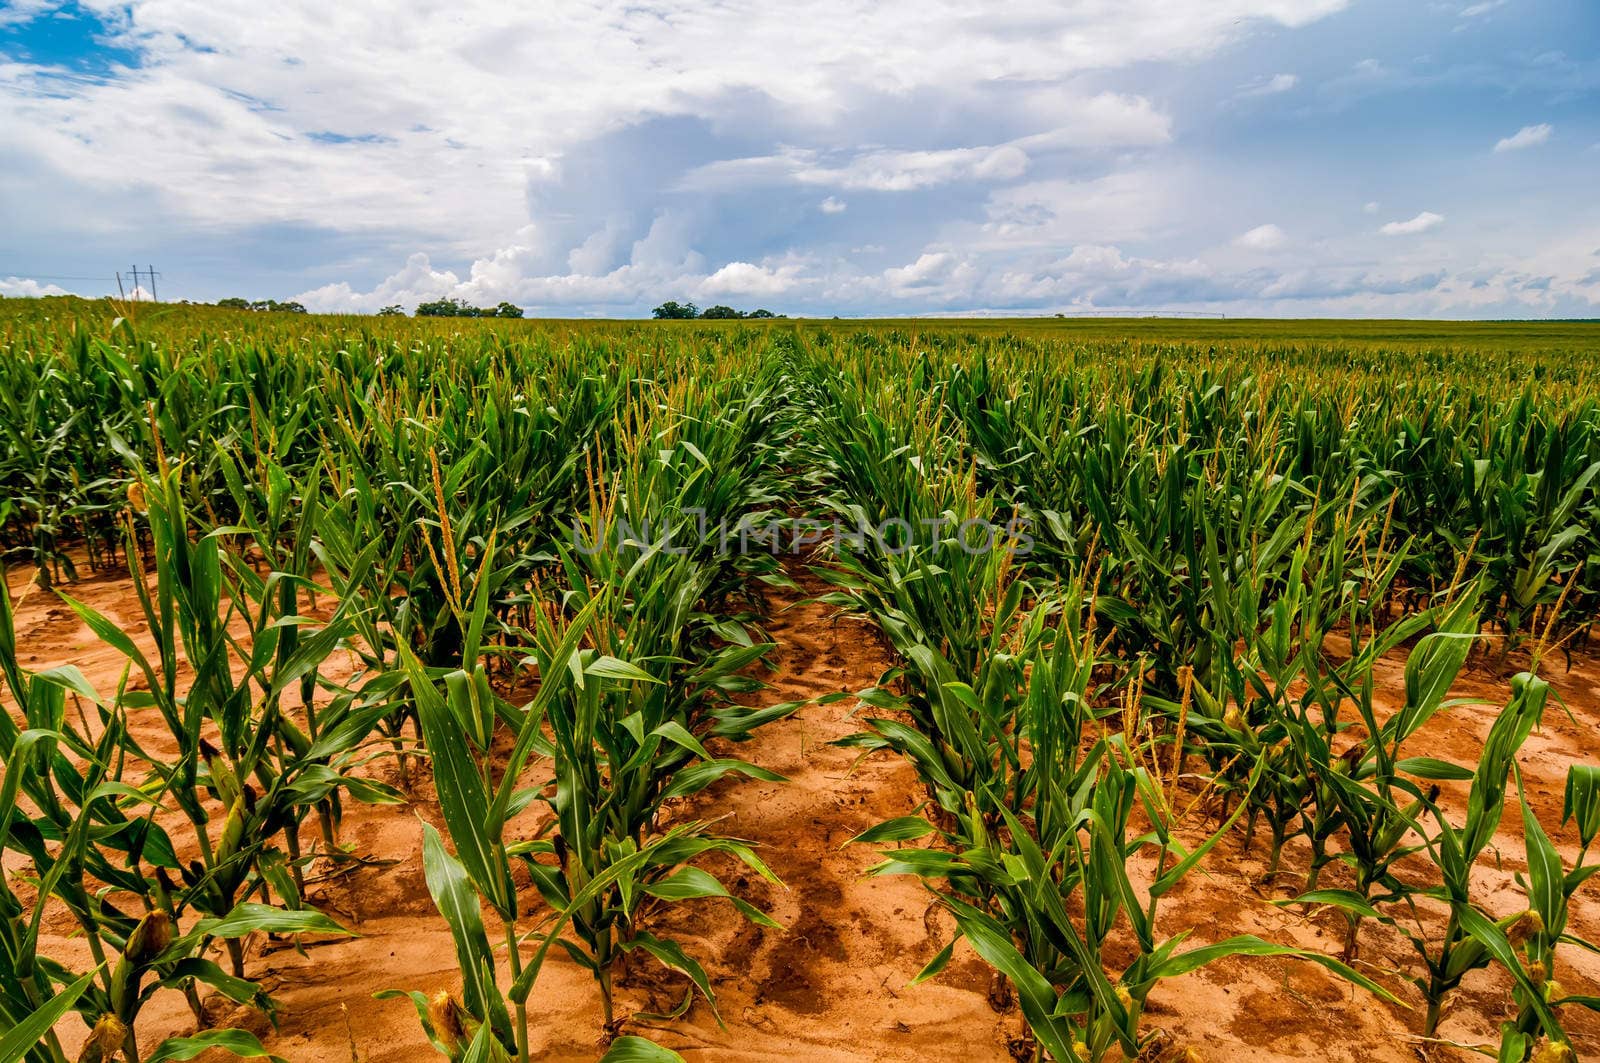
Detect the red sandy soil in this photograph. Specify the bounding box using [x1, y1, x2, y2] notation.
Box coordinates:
[8, 555, 1600, 1062]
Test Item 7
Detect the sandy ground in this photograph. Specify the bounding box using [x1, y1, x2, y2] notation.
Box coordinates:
[9, 555, 1600, 1062]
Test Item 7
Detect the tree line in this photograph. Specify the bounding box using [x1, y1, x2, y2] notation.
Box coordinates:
[652, 301, 781, 319]
[213, 296, 786, 320]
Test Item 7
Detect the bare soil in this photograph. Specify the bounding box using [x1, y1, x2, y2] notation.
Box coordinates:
[11, 557, 1600, 1062]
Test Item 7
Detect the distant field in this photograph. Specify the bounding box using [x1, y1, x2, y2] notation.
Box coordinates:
[848, 314, 1600, 345]
[6, 295, 1599, 349]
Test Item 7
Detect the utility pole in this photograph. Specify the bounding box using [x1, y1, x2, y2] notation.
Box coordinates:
[116, 264, 159, 301]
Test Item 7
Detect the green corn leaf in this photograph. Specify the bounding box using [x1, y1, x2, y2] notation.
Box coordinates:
[658, 759, 784, 801]
[599, 1036, 687, 1062]
[1394, 757, 1474, 781]
[1149, 934, 1402, 1005]
[1563, 764, 1600, 848]
[910, 936, 957, 986]
[642, 866, 732, 902]
[585, 655, 661, 684]
[153, 958, 270, 1013]
[401, 643, 513, 918]
[420, 820, 513, 1045]
[192, 902, 351, 941]
[943, 897, 1079, 1062]
[1456, 904, 1564, 1040]
[143, 1030, 287, 1063]
[1518, 766, 1564, 936]
[621, 931, 722, 1026]
[846, 816, 936, 847]
[458, 1021, 514, 1063]
[1282, 889, 1386, 922]
[0, 967, 97, 1063]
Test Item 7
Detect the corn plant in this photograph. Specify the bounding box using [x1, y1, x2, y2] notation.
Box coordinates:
[0, 559, 351, 1063]
[1283, 587, 1483, 957]
[1488, 762, 1600, 1058]
[1296, 672, 1560, 1040]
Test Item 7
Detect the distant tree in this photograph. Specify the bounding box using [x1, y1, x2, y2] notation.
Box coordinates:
[747, 308, 776, 318]
[416, 296, 514, 318]
[700, 304, 742, 319]
[651, 300, 699, 319]
[244, 299, 308, 313]
[416, 297, 470, 317]
[217, 297, 250, 309]
[377, 304, 405, 316]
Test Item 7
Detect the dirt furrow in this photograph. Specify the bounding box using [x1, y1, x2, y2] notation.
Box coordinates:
[616, 561, 1020, 1060]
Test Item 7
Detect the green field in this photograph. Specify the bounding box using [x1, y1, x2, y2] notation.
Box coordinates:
[2, 296, 1598, 1063]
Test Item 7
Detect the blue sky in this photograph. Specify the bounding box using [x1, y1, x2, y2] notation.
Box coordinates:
[1, 0, 1597, 317]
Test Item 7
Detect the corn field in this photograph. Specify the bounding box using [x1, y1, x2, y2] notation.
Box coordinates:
[2, 296, 1599, 1062]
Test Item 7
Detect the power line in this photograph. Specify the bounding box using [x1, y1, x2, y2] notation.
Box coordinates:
[0, 273, 113, 282]
[0, 266, 167, 299]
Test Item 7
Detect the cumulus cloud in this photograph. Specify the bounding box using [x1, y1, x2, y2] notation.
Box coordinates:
[0, 0, 1325, 246]
[295, 252, 468, 314]
[697, 260, 803, 297]
[0, 276, 70, 298]
[1233, 223, 1288, 250]
[1494, 124, 1552, 153]
[819, 197, 846, 214]
[1380, 211, 1445, 236]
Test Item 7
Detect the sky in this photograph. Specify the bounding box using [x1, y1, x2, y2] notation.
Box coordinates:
[0, 1, 1597, 318]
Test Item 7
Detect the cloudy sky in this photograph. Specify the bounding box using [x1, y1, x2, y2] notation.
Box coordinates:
[1, 1, 1597, 317]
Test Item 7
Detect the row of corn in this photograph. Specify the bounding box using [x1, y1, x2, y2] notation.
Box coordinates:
[0, 311, 803, 1061]
[794, 332, 1599, 1062]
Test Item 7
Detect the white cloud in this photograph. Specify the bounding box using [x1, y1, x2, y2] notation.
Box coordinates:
[1363, 201, 1380, 214]
[292, 216, 1600, 319]
[0, 1, 58, 28]
[0, 0, 1336, 254]
[818, 143, 1029, 191]
[14, 0, 1595, 321]
[879, 252, 978, 299]
[697, 260, 802, 297]
[1009, 91, 1173, 148]
[1380, 211, 1445, 236]
[1494, 124, 1552, 153]
[1459, 0, 1507, 17]
[963, 169, 1179, 251]
[684, 141, 1034, 194]
[1233, 223, 1288, 250]
[295, 252, 466, 314]
[1234, 73, 1299, 98]
[0, 276, 70, 298]
[681, 95, 1171, 200]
